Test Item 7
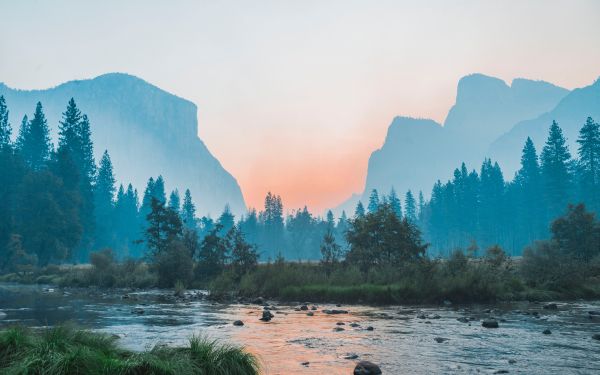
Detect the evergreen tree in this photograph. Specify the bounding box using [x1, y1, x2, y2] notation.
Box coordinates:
[320, 227, 342, 276]
[145, 198, 183, 257]
[541, 121, 572, 219]
[15, 115, 28, 151]
[217, 204, 235, 235]
[577, 117, 600, 211]
[181, 189, 197, 230]
[17, 102, 51, 170]
[94, 150, 116, 249]
[418, 191, 425, 218]
[0, 96, 11, 148]
[326, 210, 335, 229]
[388, 188, 402, 218]
[227, 225, 259, 280]
[168, 189, 181, 213]
[58, 98, 83, 154]
[354, 201, 365, 218]
[514, 137, 544, 244]
[367, 189, 380, 213]
[153, 175, 167, 204]
[404, 190, 417, 222]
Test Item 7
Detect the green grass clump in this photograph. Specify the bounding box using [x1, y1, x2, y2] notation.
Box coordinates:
[0, 325, 259, 375]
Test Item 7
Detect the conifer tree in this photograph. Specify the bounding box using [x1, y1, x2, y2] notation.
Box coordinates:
[541, 121, 572, 219]
[577, 117, 600, 211]
[514, 137, 544, 243]
[181, 189, 197, 230]
[388, 188, 402, 218]
[153, 175, 167, 204]
[18, 102, 51, 170]
[0, 96, 11, 148]
[404, 190, 417, 222]
[354, 201, 365, 218]
[94, 150, 116, 249]
[168, 189, 181, 213]
[367, 189, 380, 213]
[15, 115, 28, 151]
[217, 204, 235, 235]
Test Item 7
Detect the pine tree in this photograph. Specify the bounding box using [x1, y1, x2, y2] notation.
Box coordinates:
[15, 115, 28, 151]
[94, 150, 116, 249]
[418, 191, 425, 218]
[326, 210, 335, 229]
[541, 121, 572, 219]
[367, 189, 380, 213]
[18, 102, 51, 170]
[404, 190, 417, 222]
[78, 114, 96, 181]
[388, 188, 402, 218]
[168, 189, 181, 213]
[577, 117, 600, 211]
[354, 201, 365, 218]
[153, 175, 167, 204]
[217, 204, 235, 235]
[514, 137, 544, 244]
[58, 98, 83, 154]
[181, 189, 197, 230]
[0, 96, 11, 148]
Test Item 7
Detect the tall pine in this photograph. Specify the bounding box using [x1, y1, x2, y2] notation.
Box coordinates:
[17, 102, 51, 171]
[94, 150, 116, 249]
[577, 117, 600, 211]
[0, 96, 11, 149]
[540, 121, 572, 220]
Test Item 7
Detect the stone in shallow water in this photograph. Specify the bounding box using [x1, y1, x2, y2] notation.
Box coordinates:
[592, 333, 600, 340]
[434, 337, 448, 343]
[233, 320, 244, 326]
[344, 353, 359, 360]
[354, 361, 382, 375]
[542, 329, 551, 335]
[482, 319, 499, 328]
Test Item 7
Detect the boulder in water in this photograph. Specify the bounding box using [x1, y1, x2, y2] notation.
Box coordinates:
[354, 361, 382, 375]
[543, 303, 558, 310]
[482, 319, 499, 328]
[259, 310, 273, 322]
[542, 329, 551, 335]
[233, 320, 244, 326]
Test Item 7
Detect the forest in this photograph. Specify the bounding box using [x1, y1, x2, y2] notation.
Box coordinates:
[1, 95, 600, 302]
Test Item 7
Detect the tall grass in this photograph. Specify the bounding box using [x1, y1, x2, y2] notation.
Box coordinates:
[0, 325, 259, 375]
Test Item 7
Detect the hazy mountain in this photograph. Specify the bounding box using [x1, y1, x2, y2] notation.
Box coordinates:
[333, 74, 569, 216]
[0, 73, 246, 216]
[490, 78, 600, 178]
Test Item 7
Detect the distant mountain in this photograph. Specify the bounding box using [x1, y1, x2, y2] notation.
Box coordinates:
[490, 78, 600, 177]
[0, 73, 246, 216]
[333, 74, 569, 216]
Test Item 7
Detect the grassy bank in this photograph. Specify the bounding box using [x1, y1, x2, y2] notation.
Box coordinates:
[0, 325, 259, 375]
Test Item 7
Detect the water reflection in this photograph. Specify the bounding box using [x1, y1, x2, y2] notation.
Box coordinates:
[1, 283, 600, 374]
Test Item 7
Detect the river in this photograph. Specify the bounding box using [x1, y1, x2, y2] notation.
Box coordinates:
[1, 283, 599, 374]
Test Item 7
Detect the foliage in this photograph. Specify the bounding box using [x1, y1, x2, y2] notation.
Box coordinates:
[0, 325, 259, 375]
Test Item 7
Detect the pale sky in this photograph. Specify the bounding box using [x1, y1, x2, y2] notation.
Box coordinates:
[1, 0, 599, 212]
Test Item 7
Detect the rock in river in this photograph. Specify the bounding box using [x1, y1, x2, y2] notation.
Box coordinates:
[260, 310, 274, 322]
[542, 329, 551, 335]
[233, 320, 244, 326]
[323, 309, 348, 315]
[354, 361, 382, 375]
[482, 319, 499, 328]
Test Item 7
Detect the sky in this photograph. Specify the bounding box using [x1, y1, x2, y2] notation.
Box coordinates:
[1, 0, 600, 213]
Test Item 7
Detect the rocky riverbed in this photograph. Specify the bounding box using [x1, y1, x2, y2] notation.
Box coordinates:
[1, 283, 600, 374]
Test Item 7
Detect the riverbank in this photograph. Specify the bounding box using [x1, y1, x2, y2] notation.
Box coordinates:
[0, 324, 259, 375]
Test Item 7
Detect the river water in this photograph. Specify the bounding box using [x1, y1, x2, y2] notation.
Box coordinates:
[1, 283, 600, 374]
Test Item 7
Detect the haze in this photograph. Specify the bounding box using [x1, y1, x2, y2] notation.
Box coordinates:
[1, 0, 599, 212]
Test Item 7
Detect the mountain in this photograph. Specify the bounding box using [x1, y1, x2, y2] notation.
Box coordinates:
[333, 74, 569, 216]
[490, 78, 600, 177]
[0, 73, 246, 216]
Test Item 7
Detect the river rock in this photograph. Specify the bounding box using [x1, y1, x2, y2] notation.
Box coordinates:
[233, 320, 244, 326]
[252, 297, 264, 305]
[543, 303, 558, 310]
[354, 361, 382, 375]
[301, 361, 310, 366]
[132, 307, 145, 315]
[350, 323, 360, 327]
[323, 309, 348, 315]
[336, 322, 345, 325]
[300, 305, 308, 311]
[306, 312, 314, 316]
[589, 311, 600, 316]
[457, 317, 470, 323]
[542, 329, 551, 335]
[482, 319, 499, 328]
[344, 354, 359, 360]
[333, 327, 345, 332]
[311, 305, 318, 310]
[260, 310, 273, 322]
[366, 326, 374, 331]
[592, 334, 600, 340]
[434, 337, 448, 343]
